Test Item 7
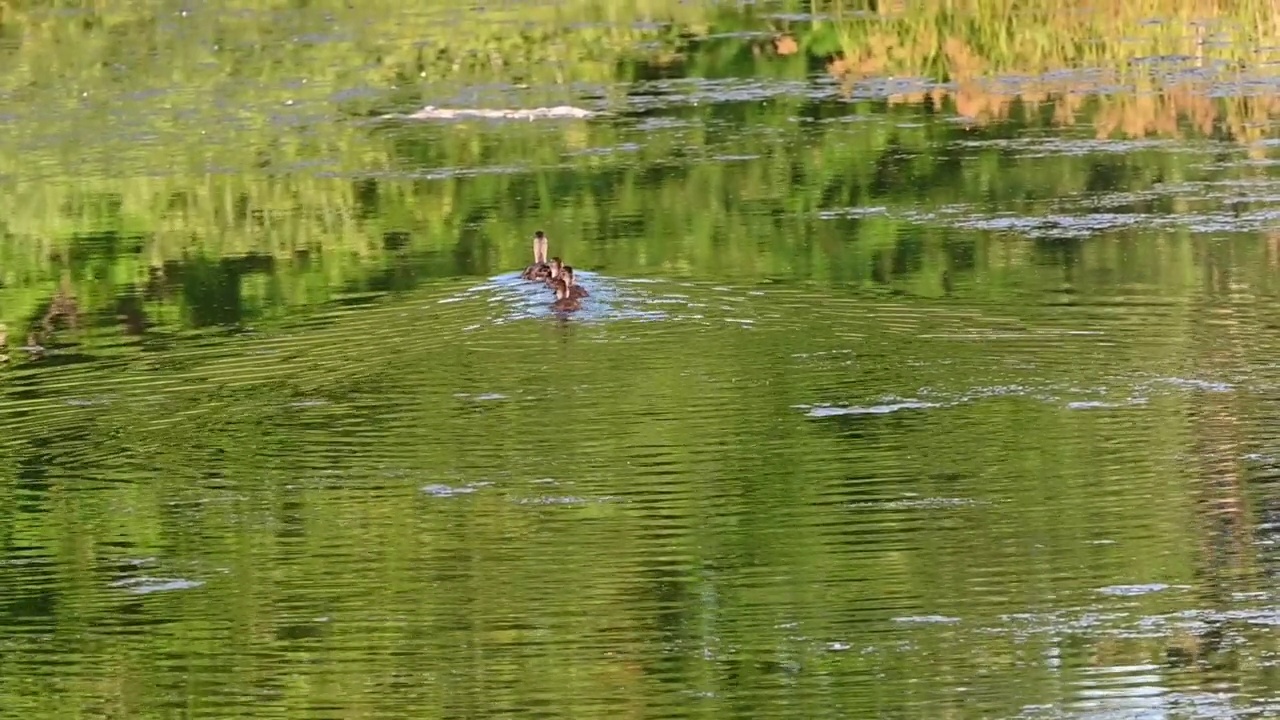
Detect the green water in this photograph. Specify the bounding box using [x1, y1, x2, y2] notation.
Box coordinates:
[3, 1, 1280, 718]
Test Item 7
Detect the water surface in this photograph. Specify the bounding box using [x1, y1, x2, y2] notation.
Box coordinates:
[2, 1, 1280, 718]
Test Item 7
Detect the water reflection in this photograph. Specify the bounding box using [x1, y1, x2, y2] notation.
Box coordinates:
[2, 1, 1280, 719]
[4, 262, 1279, 715]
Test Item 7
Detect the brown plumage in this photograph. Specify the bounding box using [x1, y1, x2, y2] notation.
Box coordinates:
[542, 257, 564, 286]
[561, 266, 589, 299]
[550, 278, 581, 312]
[520, 231, 551, 280]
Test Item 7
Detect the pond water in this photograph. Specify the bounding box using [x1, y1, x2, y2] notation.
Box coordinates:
[2, 1, 1280, 718]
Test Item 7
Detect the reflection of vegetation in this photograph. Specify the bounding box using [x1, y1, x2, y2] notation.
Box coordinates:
[2, 269, 1279, 716]
[820, 0, 1274, 77]
[6, 0, 1280, 337]
[5, 86, 1278, 346]
[4, 1, 1280, 342]
[3, 3, 1280, 715]
[809, 0, 1280, 141]
[0, 0, 705, 93]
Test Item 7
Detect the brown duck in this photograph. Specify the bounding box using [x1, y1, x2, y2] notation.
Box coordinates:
[520, 231, 551, 280]
[543, 257, 565, 286]
[551, 278, 581, 312]
[561, 266, 589, 299]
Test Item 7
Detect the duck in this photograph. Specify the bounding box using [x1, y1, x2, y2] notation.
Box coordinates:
[520, 230, 551, 280]
[543, 257, 564, 287]
[550, 278, 582, 312]
[561, 265, 589, 299]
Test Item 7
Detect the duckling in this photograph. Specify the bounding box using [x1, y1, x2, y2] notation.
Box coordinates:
[551, 278, 581, 312]
[520, 230, 551, 280]
[561, 265, 589, 299]
[543, 257, 564, 286]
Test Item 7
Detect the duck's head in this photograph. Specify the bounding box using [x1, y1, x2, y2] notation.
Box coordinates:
[549, 257, 563, 278]
[561, 266, 576, 285]
[533, 230, 548, 264]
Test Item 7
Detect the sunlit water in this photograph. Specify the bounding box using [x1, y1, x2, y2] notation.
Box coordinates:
[3, 2, 1280, 719]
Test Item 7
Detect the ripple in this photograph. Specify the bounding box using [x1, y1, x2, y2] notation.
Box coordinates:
[387, 104, 599, 121]
[798, 400, 939, 417]
[851, 497, 989, 510]
[1096, 583, 1173, 597]
[6, 9, 1280, 719]
[421, 483, 484, 497]
[453, 273, 765, 327]
[109, 577, 205, 595]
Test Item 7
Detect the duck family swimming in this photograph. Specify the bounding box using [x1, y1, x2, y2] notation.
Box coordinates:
[520, 231, 590, 310]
